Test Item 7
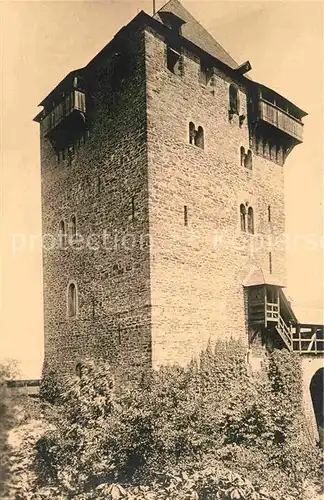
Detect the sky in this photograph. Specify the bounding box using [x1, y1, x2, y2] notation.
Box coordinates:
[0, 0, 323, 378]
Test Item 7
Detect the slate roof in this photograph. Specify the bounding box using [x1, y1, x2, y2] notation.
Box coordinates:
[154, 0, 239, 69]
[242, 265, 286, 288]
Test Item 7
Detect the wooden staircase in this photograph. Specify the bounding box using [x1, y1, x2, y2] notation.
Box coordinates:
[275, 315, 324, 354]
[248, 284, 324, 354]
[275, 314, 292, 351]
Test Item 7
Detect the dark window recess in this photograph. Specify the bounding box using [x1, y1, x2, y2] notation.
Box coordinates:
[240, 204, 246, 232]
[189, 122, 204, 149]
[76, 363, 82, 378]
[199, 61, 212, 85]
[240, 146, 245, 166]
[184, 205, 188, 226]
[67, 282, 77, 317]
[247, 207, 254, 234]
[131, 196, 136, 221]
[196, 126, 204, 149]
[167, 46, 182, 76]
[268, 205, 271, 222]
[70, 215, 77, 240]
[269, 252, 273, 274]
[189, 122, 195, 145]
[244, 149, 252, 169]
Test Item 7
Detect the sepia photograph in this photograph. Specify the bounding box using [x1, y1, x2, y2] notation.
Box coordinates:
[0, 0, 323, 498]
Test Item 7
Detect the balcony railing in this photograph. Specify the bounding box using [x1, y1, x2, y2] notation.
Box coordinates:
[41, 90, 86, 137]
[259, 99, 303, 142]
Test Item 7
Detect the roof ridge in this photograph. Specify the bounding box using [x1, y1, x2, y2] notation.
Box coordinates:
[155, 0, 238, 69]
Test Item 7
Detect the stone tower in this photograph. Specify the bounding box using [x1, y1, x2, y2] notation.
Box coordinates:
[35, 0, 321, 380]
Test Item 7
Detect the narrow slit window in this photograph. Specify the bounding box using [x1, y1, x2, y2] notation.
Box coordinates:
[268, 205, 271, 222]
[70, 215, 77, 241]
[247, 207, 254, 234]
[131, 196, 135, 221]
[244, 150, 252, 169]
[269, 252, 273, 274]
[67, 282, 77, 317]
[240, 146, 245, 166]
[184, 205, 188, 226]
[189, 122, 196, 145]
[240, 204, 246, 232]
[195, 126, 204, 149]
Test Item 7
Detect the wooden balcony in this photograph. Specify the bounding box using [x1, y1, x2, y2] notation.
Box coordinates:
[259, 99, 303, 142]
[41, 90, 86, 137]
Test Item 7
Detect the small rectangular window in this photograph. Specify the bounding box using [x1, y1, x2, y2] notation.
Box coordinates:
[167, 46, 182, 76]
[184, 205, 188, 226]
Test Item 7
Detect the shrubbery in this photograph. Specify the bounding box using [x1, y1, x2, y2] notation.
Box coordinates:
[39, 364, 64, 405]
[0, 360, 19, 497]
[35, 341, 323, 499]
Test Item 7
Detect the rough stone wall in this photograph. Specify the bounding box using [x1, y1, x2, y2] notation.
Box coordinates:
[41, 28, 151, 378]
[145, 29, 286, 367]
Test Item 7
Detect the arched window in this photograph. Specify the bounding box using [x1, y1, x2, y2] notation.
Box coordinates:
[229, 84, 239, 114]
[240, 204, 246, 232]
[59, 220, 66, 248]
[70, 215, 77, 241]
[240, 147, 245, 166]
[195, 126, 204, 149]
[76, 362, 83, 378]
[67, 282, 77, 317]
[247, 206, 254, 234]
[189, 122, 195, 145]
[244, 149, 252, 169]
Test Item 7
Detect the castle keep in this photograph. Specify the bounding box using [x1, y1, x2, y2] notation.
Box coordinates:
[34, 0, 323, 428]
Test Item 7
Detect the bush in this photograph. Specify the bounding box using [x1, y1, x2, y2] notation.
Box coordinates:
[39, 367, 64, 405]
[35, 343, 323, 499]
[0, 360, 19, 497]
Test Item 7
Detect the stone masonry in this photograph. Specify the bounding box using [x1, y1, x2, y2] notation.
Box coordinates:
[35, 0, 309, 383]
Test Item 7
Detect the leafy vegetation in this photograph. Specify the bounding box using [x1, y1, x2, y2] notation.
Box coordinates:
[33, 341, 323, 499]
[0, 360, 20, 497]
